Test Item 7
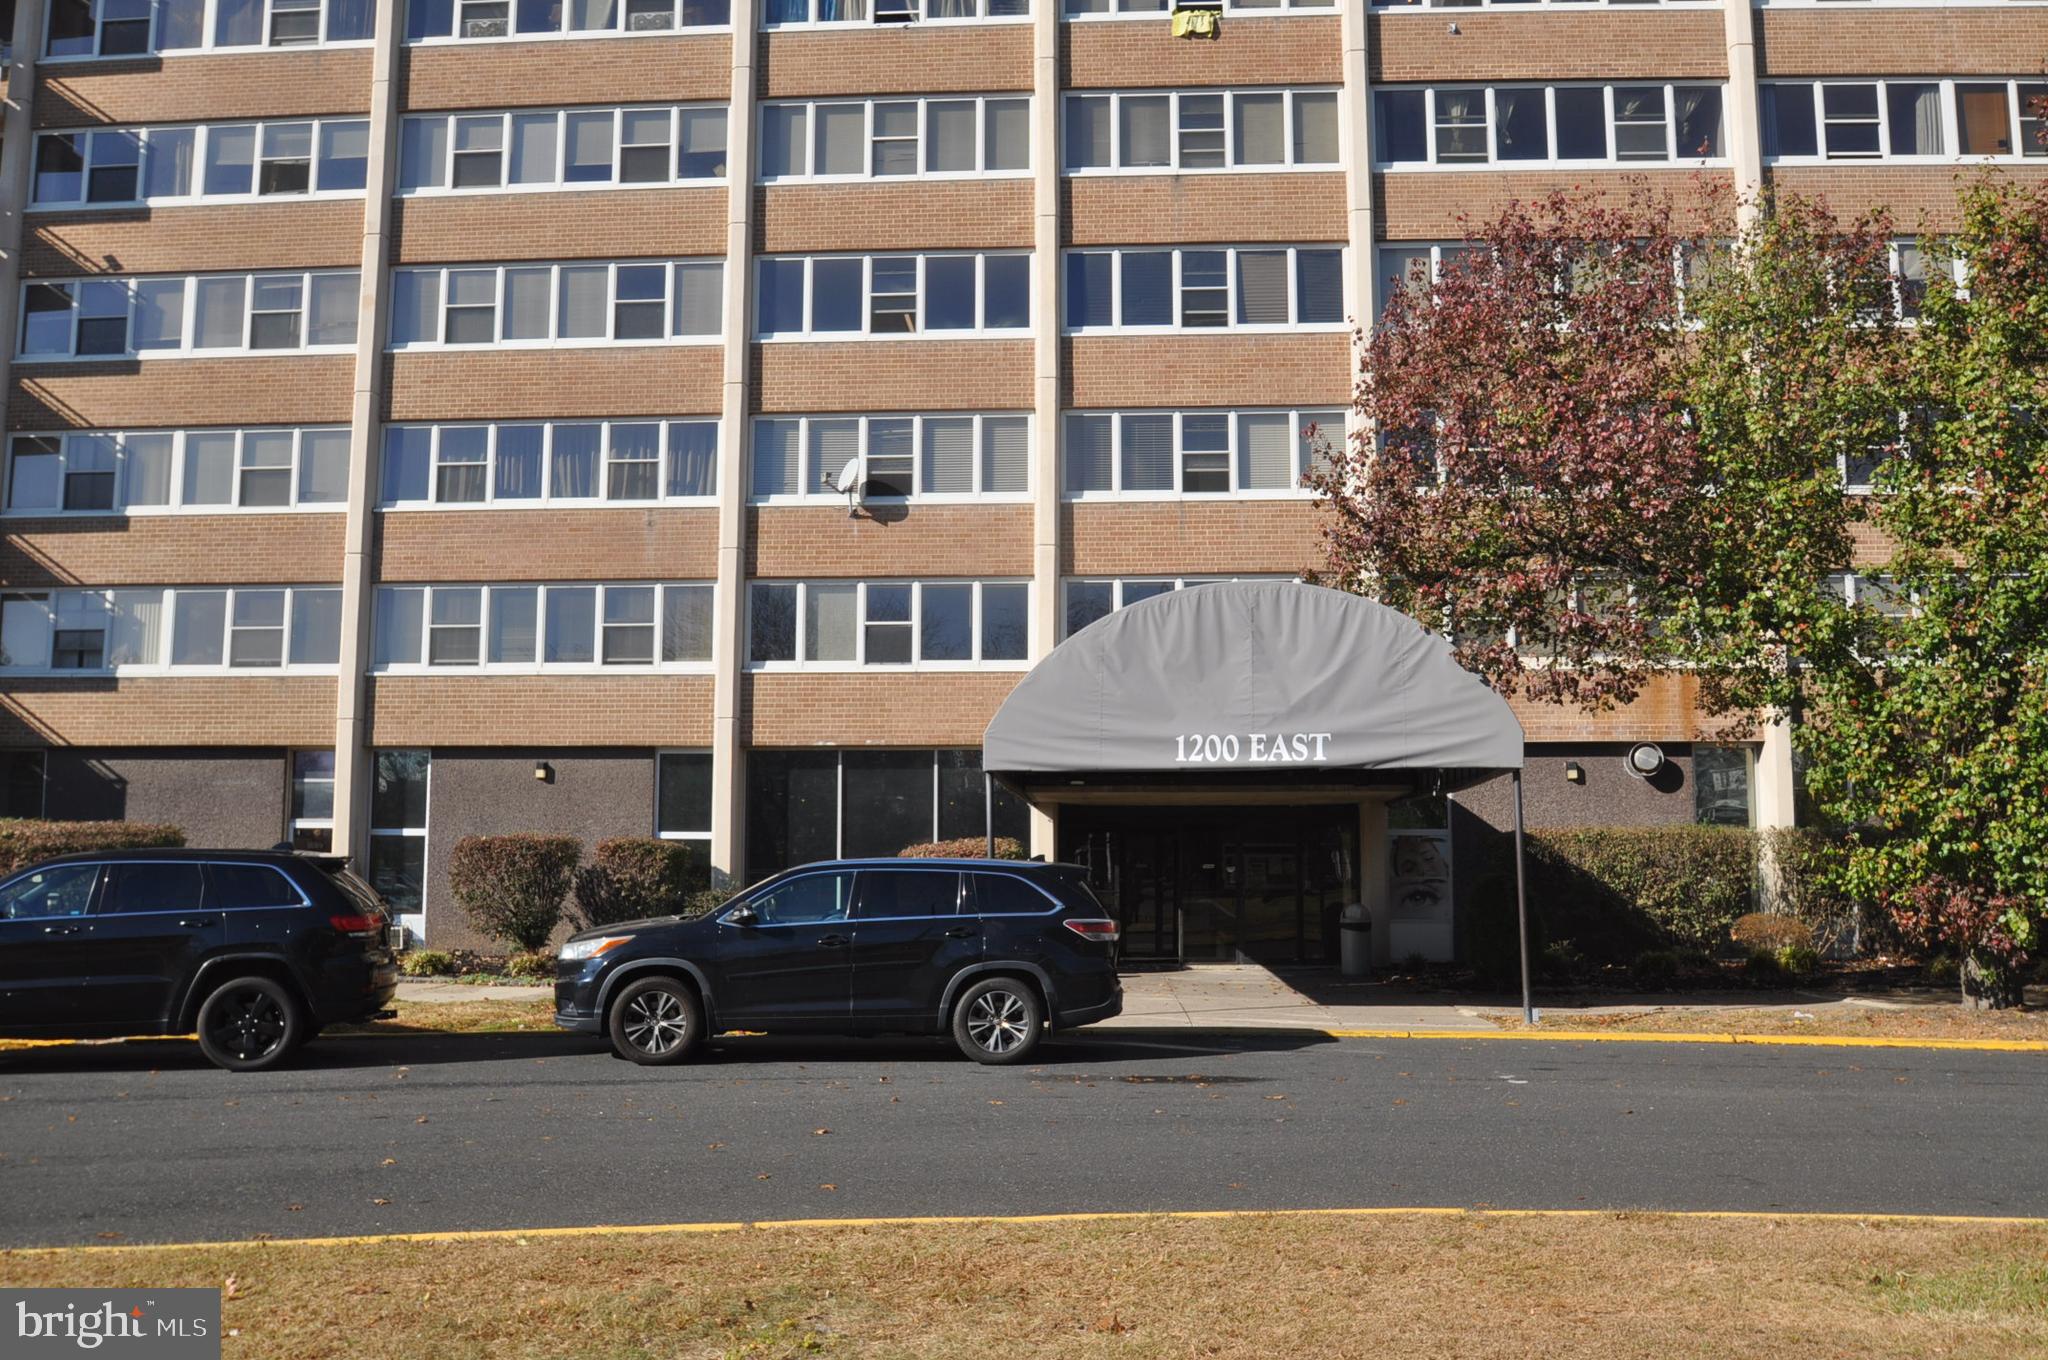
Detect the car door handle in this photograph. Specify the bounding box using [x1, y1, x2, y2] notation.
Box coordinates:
[42, 924, 82, 936]
[944, 926, 979, 939]
[177, 916, 221, 928]
[816, 934, 851, 948]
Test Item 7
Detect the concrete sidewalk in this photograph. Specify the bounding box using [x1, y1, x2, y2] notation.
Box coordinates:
[395, 963, 1869, 1033]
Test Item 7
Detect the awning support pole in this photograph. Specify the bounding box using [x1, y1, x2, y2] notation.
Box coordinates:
[985, 771, 996, 858]
[1512, 768, 1535, 1025]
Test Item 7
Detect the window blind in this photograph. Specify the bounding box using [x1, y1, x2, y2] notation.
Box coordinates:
[1236, 250, 1289, 324]
[810, 420, 859, 492]
[1121, 414, 1173, 491]
[1065, 414, 1112, 492]
[982, 416, 1028, 493]
[928, 101, 976, 172]
[753, 419, 801, 496]
[1238, 413, 1292, 490]
[922, 418, 975, 493]
[1234, 93, 1284, 165]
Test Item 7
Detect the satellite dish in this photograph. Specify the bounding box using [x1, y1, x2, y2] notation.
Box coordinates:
[832, 459, 861, 495]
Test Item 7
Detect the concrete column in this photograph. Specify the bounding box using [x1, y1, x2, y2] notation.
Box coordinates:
[708, 5, 758, 886]
[1357, 796, 1390, 967]
[1340, 0, 1376, 345]
[330, 0, 405, 864]
[0, 0, 49, 416]
[1722, 0, 1764, 229]
[1026, 0, 1060, 863]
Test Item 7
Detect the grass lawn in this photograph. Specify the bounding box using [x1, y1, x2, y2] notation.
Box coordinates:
[330, 998, 562, 1036]
[5, 1212, 2043, 1359]
[1486, 1001, 2048, 1044]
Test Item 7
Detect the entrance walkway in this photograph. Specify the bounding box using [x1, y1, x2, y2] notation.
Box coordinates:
[1102, 964, 1500, 1032]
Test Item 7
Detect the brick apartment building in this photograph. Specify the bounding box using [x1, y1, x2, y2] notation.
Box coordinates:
[0, 0, 2040, 955]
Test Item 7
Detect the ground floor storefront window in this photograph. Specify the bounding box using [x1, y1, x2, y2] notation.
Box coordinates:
[1693, 745, 1754, 827]
[745, 748, 1031, 883]
[370, 749, 430, 930]
[657, 750, 713, 887]
[290, 750, 335, 851]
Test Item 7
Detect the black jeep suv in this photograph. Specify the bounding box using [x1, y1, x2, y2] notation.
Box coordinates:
[0, 850, 400, 1071]
[555, 859, 1122, 1066]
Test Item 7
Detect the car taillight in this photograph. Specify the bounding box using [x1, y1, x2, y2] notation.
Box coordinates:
[329, 914, 383, 935]
[1063, 918, 1120, 943]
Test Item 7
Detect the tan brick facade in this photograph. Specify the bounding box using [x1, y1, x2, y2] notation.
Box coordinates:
[1376, 168, 1735, 240]
[375, 508, 722, 582]
[1062, 18, 1344, 89]
[393, 189, 728, 264]
[1756, 10, 2048, 79]
[10, 356, 357, 431]
[753, 340, 1035, 412]
[368, 674, 715, 745]
[34, 50, 373, 128]
[757, 181, 1035, 253]
[1063, 173, 1348, 246]
[0, 676, 338, 747]
[743, 670, 1020, 746]
[0, 514, 346, 588]
[1063, 334, 1351, 408]
[1062, 499, 1323, 578]
[1370, 11, 1728, 84]
[384, 348, 725, 422]
[400, 36, 733, 111]
[747, 504, 1034, 578]
[758, 27, 1032, 98]
[1505, 673, 1711, 745]
[24, 200, 367, 278]
[1765, 164, 2048, 233]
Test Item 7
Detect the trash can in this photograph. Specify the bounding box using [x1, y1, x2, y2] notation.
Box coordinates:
[1339, 902, 1372, 977]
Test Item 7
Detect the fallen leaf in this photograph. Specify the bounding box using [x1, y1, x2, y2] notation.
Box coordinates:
[707, 1142, 726, 1151]
[1392, 1099, 1407, 1107]
[95, 1232, 123, 1241]
[1093, 1314, 1128, 1334]
[756, 1173, 771, 1181]
[415, 1116, 430, 1125]
[1264, 1095, 1288, 1101]
[372, 1198, 391, 1207]
[286, 1204, 304, 1213]
[818, 1184, 837, 1192]
[223, 1277, 238, 1300]
[813, 1128, 831, 1136]
[381, 1158, 397, 1167]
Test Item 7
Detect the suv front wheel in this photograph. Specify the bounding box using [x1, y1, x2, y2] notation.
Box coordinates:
[608, 976, 705, 1066]
[195, 976, 306, 1073]
[952, 977, 1044, 1065]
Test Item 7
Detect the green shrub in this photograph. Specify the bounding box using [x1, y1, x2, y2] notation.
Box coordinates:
[1729, 913, 1815, 955]
[505, 950, 554, 979]
[572, 837, 707, 930]
[1630, 949, 1682, 988]
[680, 886, 736, 918]
[1758, 827, 1867, 955]
[1775, 942, 1821, 978]
[1538, 939, 1584, 981]
[899, 836, 1027, 860]
[0, 819, 184, 876]
[1926, 954, 1961, 985]
[399, 949, 455, 977]
[1463, 869, 1542, 990]
[446, 833, 581, 952]
[1745, 948, 1786, 982]
[1518, 826, 1758, 961]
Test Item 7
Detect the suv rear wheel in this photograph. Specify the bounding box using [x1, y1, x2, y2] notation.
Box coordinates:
[952, 976, 1044, 1065]
[608, 976, 705, 1066]
[195, 976, 305, 1073]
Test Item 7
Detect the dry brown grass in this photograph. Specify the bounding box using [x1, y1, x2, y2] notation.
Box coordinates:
[330, 999, 560, 1036]
[4, 1212, 2042, 1359]
[1487, 1002, 2048, 1043]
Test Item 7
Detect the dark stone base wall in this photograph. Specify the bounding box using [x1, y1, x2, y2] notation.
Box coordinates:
[43, 748, 289, 850]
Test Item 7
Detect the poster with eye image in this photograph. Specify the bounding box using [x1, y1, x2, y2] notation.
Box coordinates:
[1388, 831, 1454, 962]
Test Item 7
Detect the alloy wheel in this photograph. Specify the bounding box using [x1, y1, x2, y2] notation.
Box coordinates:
[965, 989, 1030, 1055]
[622, 989, 690, 1055]
[206, 986, 288, 1063]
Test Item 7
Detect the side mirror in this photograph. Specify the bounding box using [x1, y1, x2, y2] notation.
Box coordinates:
[725, 905, 758, 927]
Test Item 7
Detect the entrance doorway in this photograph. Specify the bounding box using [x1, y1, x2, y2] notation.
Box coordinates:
[1059, 805, 1358, 964]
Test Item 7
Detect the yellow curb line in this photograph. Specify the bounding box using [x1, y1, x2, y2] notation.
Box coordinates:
[8, 1206, 2046, 1256]
[1319, 1027, 2048, 1052]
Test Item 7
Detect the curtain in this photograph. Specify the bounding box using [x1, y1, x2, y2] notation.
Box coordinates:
[144, 128, 195, 197]
[108, 591, 162, 667]
[550, 425, 599, 498]
[667, 422, 716, 497]
[494, 426, 542, 499]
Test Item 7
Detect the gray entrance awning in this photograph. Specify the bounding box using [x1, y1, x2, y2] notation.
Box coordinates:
[983, 581, 1523, 783]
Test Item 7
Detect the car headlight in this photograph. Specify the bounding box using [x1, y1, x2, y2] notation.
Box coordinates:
[559, 936, 630, 962]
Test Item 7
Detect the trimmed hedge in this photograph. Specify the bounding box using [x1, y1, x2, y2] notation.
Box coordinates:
[447, 833, 581, 952]
[0, 819, 183, 876]
[1511, 826, 1759, 961]
[900, 836, 1026, 860]
[572, 837, 709, 930]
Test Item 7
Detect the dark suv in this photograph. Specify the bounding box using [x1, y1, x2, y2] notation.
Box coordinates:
[0, 850, 399, 1071]
[555, 859, 1122, 1066]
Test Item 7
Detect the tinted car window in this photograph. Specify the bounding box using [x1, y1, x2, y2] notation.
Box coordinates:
[854, 869, 960, 919]
[205, 863, 302, 909]
[746, 871, 854, 926]
[99, 862, 205, 915]
[0, 863, 99, 920]
[969, 872, 1055, 916]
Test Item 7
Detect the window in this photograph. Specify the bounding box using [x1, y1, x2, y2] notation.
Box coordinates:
[6, 427, 348, 515]
[748, 413, 1027, 499]
[1765, 80, 2041, 162]
[1065, 89, 1337, 171]
[747, 581, 1029, 666]
[755, 253, 1029, 337]
[763, 0, 1028, 24]
[1693, 745, 1753, 827]
[747, 871, 856, 926]
[656, 751, 714, 877]
[387, 261, 721, 347]
[1068, 0, 1329, 13]
[1064, 408, 1340, 495]
[744, 748, 1030, 882]
[0, 862, 100, 920]
[856, 868, 961, 918]
[1376, 83, 1727, 166]
[17, 272, 359, 359]
[369, 750, 429, 923]
[407, 0, 728, 38]
[381, 420, 716, 505]
[0, 751, 47, 819]
[758, 96, 1028, 180]
[1063, 247, 1343, 330]
[0, 585, 338, 670]
[373, 582, 714, 669]
[399, 105, 730, 192]
[46, 0, 372, 56]
[1061, 576, 1288, 637]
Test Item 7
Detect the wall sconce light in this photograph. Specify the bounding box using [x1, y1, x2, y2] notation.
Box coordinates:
[533, 761, 553, 783]
[1564, 761, 1584, 784]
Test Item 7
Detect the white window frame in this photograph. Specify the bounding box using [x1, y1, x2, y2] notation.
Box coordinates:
[41, 0, 378, 60]
[1063, 0, 1335, 20]
[1061, 245, 1348, 334]
[367, 748, 430, 940]
[761, 0, 1031, 29]
[2, 428, 352, 516]
[404, 0, 733, 44]
[0, 584, 343, 674]
[756, 95, 1032, 183]
[1373, 82, 1732, 170]
[1762, 78, 2048, 165]
[396, 104, 732, 195]
[378, 419, 720, 508]
[16, 271, 360, 361]
[386, 260, 724, 350]
[1059, 575, 1291, 639]
[747, 413, 1031, 503]
[370, 582, 718, 674]
[1061, 88, 1342, 173]
[1061, 407, 1345, 500]
[288, 749, 337, 852]
[753, 252, 1033, 340]
[654, 748, 715, 855]
[744, 579, 1034, 671]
